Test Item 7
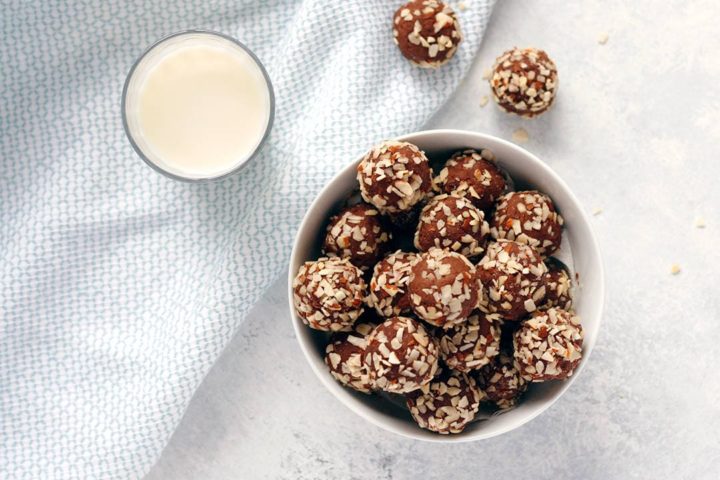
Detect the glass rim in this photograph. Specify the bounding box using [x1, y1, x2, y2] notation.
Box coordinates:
[121, 29, 275, 183]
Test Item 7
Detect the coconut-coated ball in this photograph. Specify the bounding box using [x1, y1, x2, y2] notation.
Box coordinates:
[323, 203, 392, 270]
[433, 149, 509, 212]
[542, 257, 574, 311]
[491, 191, 564, 257]
[408, 248, 479, 328]
[513, 307, 583, 382]
[414, 193, 490, 258]
[393, 0, 462, 68]
[325, 322, 375, 393]
[357, 141, 432, 215]
[477, 352, 528, 409]
[365, 316, 440, 393]
[489, 47, 558, 117]
[368, 251, 418, 318]
[439, 312, 501, 372]
[477, 240, 547, 321]
[292, 256, 366, 331]
[405, 370, 482, 434]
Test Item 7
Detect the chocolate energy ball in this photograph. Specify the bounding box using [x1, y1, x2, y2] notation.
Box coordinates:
[414, 194, 490, 258]
[408, 248, 479, 328]
[477, 352, 528, 409]
[365, 316, 440, 393]
[357, 141, 433, 215]
[489, 47, 558, 117]
[323, 203, 392, 270]
[491, 190, 564, 257]
[513, 307, 583, 382]
[325, 322, 375, 393]
[392, 0, 462, 68]
[542, 257, 574, 311]
[292, 256, 366, 331]
[477, 240, 548, 321]
[368, 251, 419, 317]
[405, 370, 482, 434]
[439, 312, 501, 372]
[433, 149, 509, 212]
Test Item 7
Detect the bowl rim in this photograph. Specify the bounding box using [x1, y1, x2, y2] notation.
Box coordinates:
[287, 129, 605, 442]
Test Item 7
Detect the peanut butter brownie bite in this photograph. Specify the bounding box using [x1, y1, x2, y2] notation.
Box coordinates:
[491, 190, 563, 257]
[325, 322, 375, 393]
[477, 352, 528, 409]
[489, 47, 558, 117]
[433, 149, 509, 212]
[365, 316, 440, 393]
[439, 312, 501, 372]
[392, 0, 462, 68]
[357, 141, 432, 216]
[414, 193, 490, 258]
[408, 248, 479, 328]
[368, 251, 419, 317]
[292, 257, 366, 331]
[477, 240, 547, 321]
[405, 370, 482, 434]
[513, 307, 583, 382]
[322, 203, 392, 270]
[542, 257, 574, 311]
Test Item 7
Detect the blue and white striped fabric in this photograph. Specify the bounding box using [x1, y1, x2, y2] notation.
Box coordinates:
[0, 0, 495, 477]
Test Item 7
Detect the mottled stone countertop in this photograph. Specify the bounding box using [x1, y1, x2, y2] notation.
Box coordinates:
[148, 1, 720, 478]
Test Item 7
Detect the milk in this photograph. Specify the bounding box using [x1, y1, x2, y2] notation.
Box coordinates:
[123, 32, 273, 180]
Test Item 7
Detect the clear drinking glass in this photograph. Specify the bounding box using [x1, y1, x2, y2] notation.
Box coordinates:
[121, 30, 275, 182]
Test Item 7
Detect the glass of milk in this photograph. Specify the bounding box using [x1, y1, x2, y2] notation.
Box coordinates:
[122, 30, 274, 181]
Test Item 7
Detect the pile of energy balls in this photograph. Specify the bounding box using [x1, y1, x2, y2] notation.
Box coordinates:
[292, 1, 572, 435]
[292, 140, 583, 435]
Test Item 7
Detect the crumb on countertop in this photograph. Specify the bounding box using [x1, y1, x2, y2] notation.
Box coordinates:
[598, 33, 609, 45]
[592, 207, 603, 216]
[694, 216, 706, 228]
[512, 128, 529, 143]
[481, 67, 492, 80]
[479, 95, 489, 107]
[457, 1, 468, 11]
[670, 264, 681, 275]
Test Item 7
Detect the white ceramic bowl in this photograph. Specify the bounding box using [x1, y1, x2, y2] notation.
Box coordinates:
[288, 129, 604, 441]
